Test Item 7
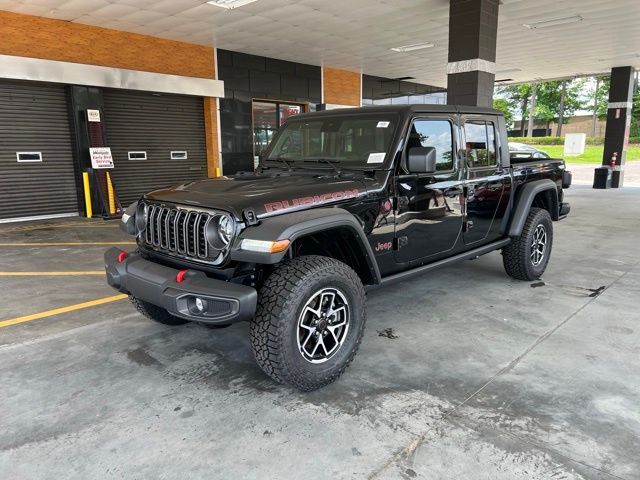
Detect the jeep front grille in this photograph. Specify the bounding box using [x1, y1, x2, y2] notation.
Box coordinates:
[141, 203, 213, 261]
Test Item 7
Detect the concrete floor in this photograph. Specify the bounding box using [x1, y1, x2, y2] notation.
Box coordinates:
[1, 185, 639, 479]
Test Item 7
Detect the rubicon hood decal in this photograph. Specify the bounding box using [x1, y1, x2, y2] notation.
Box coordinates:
[265, 189, 360, 214]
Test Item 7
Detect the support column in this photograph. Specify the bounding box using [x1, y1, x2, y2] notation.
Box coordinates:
[601, 66, 635, 188]
[446, 0, 499, 107]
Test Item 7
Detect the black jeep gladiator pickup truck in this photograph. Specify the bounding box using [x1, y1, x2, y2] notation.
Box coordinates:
[105, 105, 571, 391]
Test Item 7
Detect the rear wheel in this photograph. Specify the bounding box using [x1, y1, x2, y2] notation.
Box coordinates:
[250, 255, 366, 391]
[503, 207, 553, 281]
[130, 296, 189, 326]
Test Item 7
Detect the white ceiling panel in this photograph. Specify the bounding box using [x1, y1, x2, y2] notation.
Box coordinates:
[1, 0, 639, 87]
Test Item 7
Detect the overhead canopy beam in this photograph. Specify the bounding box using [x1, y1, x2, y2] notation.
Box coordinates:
[0, 54, 225, 98]
[446, 0, 499, 107]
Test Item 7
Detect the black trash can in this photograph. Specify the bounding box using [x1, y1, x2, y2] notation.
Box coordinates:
[593, 167, 612, 189]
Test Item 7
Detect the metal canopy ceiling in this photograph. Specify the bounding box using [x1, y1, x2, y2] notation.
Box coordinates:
[2, 0, 639, 87]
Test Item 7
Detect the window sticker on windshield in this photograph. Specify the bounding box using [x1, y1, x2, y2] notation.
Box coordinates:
[367, 152, 386, 164]
[376, 121, 390, 128]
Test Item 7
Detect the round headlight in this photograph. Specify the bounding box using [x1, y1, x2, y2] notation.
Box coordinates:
[135, 202, 148, 232]
[206, 214, 234, 250]
[218, 215, 233, 245]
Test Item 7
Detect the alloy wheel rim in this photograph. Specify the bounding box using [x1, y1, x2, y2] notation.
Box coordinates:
[530, 224, 547, 266]
[297, 287, 350, 364]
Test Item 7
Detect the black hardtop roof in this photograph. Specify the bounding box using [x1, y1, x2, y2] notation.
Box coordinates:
[294, 104, 502, 119]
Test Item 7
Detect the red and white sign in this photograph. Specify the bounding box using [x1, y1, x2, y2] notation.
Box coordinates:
[90, 147, 114, 169]
[87, 109, 101, 122]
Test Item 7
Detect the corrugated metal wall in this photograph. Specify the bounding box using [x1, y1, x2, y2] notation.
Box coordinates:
[103, 89, 208, 206]
[0, 80, 78, 220]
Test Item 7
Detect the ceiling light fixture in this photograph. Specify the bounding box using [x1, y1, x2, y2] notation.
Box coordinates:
[390, 42, 435, 53]
[522, 15, 583, 29]
[206, 0, 259, 10]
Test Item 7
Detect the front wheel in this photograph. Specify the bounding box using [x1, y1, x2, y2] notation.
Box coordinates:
[250, 256, 366, 391]
[503, 207, 553, 281]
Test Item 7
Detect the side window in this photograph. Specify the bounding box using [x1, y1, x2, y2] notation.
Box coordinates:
[464, 121, 497, 168]
[408, 120, 454, 171]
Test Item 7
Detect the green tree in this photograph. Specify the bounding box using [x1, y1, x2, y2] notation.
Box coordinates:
[495, 84, 533, 135]
[593, 76, 611, 121]
[631, 90, 640, 138]
[492, 98, 514, 126]
[534, 79, 586, 134]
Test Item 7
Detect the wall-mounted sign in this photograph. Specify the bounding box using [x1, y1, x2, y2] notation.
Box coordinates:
[87, 109, 101, 122]
[90, 147, 114, 169]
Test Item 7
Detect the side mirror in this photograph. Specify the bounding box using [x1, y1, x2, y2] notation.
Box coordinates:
[407, 146, 437, 174]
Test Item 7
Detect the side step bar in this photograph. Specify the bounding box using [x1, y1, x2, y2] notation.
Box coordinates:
[369, 238, 511, 290]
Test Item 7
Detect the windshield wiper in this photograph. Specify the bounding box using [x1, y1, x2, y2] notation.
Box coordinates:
[305, 158, 342, 176]
[270, 157, 294, 171]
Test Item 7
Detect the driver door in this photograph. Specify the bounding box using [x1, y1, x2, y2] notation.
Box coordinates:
[394, 116, 464, 264]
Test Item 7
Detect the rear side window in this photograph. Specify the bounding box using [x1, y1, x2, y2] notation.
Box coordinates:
[464, 121, 497, 168]
[407, 120, 454, 171]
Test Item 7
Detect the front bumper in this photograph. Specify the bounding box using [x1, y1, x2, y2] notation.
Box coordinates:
[104, 248, 257, 324]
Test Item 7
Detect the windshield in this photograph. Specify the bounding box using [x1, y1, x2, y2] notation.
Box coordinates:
[264, 114, 399, 168]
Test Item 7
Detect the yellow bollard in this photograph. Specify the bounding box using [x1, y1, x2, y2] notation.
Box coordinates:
[215, 167, 220, 177]
[105, 171, 116, 215]
[82, 172, 92, 218]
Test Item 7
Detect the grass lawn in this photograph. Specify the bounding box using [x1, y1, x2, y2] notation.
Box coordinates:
[528, 145, 640, 164]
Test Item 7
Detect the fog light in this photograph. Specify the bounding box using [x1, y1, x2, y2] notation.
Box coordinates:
[188, 296, 208, 315]
[195, 297, 205, 312]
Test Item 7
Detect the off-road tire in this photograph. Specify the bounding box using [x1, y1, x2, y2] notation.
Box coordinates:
[130, 296, 189, 325]
[250, 255, 366, 391]
[503, 207, 553, 281]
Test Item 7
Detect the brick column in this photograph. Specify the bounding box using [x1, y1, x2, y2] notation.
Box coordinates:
[446, 0, 499, 107]
[601, 66, 635, 188]
[322, 67, 362, 107]
[203, 96, 222, 177]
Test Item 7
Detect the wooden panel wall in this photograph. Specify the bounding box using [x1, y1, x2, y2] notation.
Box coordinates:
[203, 97, 221, 177]
[0, 11, 215, 79]
[322, 67, 362, 106]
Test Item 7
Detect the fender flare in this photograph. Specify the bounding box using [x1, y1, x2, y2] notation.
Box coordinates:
[230, 208, 381, 284]
[507, 179, 559, 237]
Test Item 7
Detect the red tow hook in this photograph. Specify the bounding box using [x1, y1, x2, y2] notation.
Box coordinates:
[176, 269, 189, 283]
[117, 251, 128, 263]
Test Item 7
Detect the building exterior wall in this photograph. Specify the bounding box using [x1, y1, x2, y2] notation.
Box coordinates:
[512, 115, 607, 137]
[0, 11, 215, 79]
[0, 10, 221, 178]
[362, 75, 446, 105]
[322, 67, 361, 106]
[216, 49, 322, 174]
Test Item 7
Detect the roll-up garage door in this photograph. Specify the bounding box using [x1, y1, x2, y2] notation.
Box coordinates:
[0, 80, 78, 221]
[103, 89, 208, 206]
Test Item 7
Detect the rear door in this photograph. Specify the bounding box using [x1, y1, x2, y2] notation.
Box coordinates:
[462, 116, 505, 244]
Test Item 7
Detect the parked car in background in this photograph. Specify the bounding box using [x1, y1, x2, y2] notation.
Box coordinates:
[509, 142, 551, 160]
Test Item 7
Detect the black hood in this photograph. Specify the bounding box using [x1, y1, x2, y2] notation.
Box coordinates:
[144, 172, 374, 220]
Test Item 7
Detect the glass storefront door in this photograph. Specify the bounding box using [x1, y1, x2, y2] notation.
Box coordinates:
[252, 100, 304, 166]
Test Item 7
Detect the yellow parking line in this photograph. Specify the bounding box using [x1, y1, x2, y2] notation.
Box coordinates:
[0, 294, 128, 328]
[0, 271, 104, 276]
[0, 222, 118, 233]
[0, 242, 135, 246]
